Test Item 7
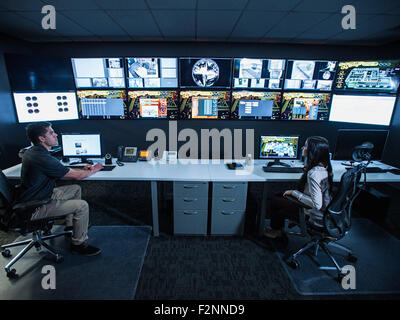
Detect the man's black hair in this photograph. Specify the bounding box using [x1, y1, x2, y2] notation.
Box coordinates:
[26, 122, 52, 145]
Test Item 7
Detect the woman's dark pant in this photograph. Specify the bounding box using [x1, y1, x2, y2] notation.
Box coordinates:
[269, 194, 301, 230]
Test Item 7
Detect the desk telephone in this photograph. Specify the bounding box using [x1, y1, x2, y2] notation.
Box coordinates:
[117, 146, 138, 162]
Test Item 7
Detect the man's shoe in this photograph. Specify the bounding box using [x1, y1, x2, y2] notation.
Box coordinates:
[71, 242, 101, 256]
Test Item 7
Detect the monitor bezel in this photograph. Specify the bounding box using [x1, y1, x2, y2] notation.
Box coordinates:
[61, 133, 102, 158]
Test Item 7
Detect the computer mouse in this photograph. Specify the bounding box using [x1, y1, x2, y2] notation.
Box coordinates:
[116, 160, 124, 167]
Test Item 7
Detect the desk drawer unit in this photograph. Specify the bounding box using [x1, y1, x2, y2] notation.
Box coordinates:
[211, 182, 248, 235]
[173, 182, 209, 235]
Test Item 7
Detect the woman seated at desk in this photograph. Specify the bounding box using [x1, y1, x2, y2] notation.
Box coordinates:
[264, 136, 333, 239]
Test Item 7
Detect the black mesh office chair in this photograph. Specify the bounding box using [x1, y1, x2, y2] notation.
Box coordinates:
[0, 170, 71, 279]
[283, 165, 364, 281]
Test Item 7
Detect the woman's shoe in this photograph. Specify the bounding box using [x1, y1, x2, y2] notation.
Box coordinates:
[263, 227, 283, 239]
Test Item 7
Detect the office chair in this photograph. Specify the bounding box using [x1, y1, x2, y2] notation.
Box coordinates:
[283, 165, 363, 282]
[0, 170, 72, 279]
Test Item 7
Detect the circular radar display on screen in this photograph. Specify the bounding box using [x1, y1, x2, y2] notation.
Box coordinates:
[192, 58, 219, 87]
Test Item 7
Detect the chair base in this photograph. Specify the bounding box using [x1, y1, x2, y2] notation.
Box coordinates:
[1, 230, 72, 278]
[285, 237, 356, 281]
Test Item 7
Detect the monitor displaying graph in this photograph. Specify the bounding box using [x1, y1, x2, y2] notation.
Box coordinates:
[77, 90, 127, 119]
[179, 91, 231, 119]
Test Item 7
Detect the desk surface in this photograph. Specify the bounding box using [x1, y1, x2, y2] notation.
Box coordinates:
[3, 159, 400, 183]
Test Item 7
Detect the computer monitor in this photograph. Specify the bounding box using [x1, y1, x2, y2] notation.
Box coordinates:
[335, 60, 400, 94]
[260, 136, 299, 167]
[71, 58, 125, 88]
[179, 90, 231, 119]
[231, 91, 281, 120]
[285, 60, 337, 91]
[329, 94, 396, 126]
[77, 90, 127, 119]
[233, 58, 285, 89]
[333, 129, 389, 161]
[127, 90, 179, 119]
[61, 133, 101, 164]
[13, 92, 79, 123]
[126, 57, 178, 88]
[281, 92, 331, 120]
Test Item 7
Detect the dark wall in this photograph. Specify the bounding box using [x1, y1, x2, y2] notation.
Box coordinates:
[1, 40, 399, 169]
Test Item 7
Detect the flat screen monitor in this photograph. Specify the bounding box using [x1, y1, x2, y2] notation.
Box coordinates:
[233, 58, 285, 89]
[126, 57, 178, 88]
[231, 91, 281, 120]
[335, 60, 400, 93]
[77, 90, 127, 119]
[61, 133, 101, 158]
[179, 91, 231, 119]
[333, 129, 389, 161]
[5, 54, 75, 92]
[329, 94, 396, 126]
[281, 92, 331, 120]
[284, 60, 337, 91]
[127, 90, 179, 119]
[71, 58, 125, 88]
[13, 92, 79, 123]
[260, 136, 299, 159]
[179, 58, 232, 88]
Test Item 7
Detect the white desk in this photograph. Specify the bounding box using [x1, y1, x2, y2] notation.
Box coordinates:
[4, 159, 400, 236]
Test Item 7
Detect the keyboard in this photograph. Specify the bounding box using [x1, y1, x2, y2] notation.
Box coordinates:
[66, 165, 116, 171]
[263, 166, 303, 173]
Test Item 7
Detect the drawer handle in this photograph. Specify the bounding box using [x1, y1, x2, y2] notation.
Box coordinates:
[184, 185, 199, 189]
[183, 198, 197, 202]
[223, 185, 237, 189]
[222, 198, 235, 202]
[184, 211, 198, 215]
[221, 211, 235, 215]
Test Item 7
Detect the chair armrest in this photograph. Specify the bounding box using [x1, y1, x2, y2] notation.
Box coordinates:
[284, 195, 313, 210]
[12, 198, 51, 212]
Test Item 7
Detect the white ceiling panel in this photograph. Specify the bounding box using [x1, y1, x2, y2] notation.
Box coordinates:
[293, 0, 356, 13]
[231, 11, 288, 39]
[152, 10, 195, 37]
[295, 14, 342, 39]
[0, 0, 45, 11]
[197, 10, 242, 38]
[246, 0, 302, 11]
[147, 0, 197, 10]
[94, 0, 147, 10]
[42, 0, 101, 11]
[198, 0, 248, 10]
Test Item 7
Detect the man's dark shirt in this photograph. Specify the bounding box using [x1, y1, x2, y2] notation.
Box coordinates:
[18, 145, 69, 202]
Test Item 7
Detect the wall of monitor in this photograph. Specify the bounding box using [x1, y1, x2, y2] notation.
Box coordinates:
[1, 41, 400, 168]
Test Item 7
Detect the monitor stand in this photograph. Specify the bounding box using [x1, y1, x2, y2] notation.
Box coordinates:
[69, 158, 94, 165]
[266, 159, 291, 167]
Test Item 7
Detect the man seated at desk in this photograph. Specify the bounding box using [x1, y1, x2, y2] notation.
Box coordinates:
[18, 122, 103, 256]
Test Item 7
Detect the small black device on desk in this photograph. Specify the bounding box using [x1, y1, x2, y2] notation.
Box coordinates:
[66, 165, 116, 171]
[263, 166, 303, 173]
[226, 162, 244, 170]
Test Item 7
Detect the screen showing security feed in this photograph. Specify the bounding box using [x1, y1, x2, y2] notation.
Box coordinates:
[61, 134, 101, 157]
[77, 90, 127, 119]
[179, 58, 232, 88]
[329, 94, 396, 126]
[233, 58, 285, 89]
[285, 60, 337, 91]
[126, 57, 178, 88]
[13, 92, 79, 123]
[179, 91, 231, 119]
[281, 92, 331, 120]
[335, 60, 400, 93]
[127, 91, 179, 119]
[71, 58, 125, 88]
[260, 136, 299, 159]
[231, 91, 281, 120]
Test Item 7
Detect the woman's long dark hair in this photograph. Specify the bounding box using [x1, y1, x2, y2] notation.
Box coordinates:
[298, 136, 333, 193]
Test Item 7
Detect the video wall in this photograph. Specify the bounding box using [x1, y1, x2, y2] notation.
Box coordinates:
[5, 54, 400, 125]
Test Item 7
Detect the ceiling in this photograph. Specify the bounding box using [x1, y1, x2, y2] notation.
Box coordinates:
[0, 0, 399, 45]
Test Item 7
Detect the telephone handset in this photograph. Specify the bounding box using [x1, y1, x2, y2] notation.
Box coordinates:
[117, 146, 138, 162]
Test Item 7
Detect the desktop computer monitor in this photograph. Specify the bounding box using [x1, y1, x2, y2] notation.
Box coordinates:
[61, 133, 101, 163]
[260, 136, 299, 167]
[333, 129, 388, 161]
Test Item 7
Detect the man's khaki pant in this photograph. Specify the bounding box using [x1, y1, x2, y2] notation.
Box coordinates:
[30, 184, 89, 245]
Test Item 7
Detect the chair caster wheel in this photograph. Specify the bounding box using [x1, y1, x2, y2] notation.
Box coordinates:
[2, 249, 11, 258]
[6, 269, 18, 279]
[347, 254, 357, 263]
[286, 258, 300, 269]
[55, 255, 64, 263]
